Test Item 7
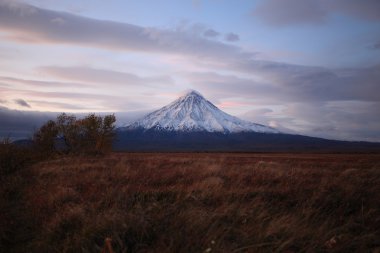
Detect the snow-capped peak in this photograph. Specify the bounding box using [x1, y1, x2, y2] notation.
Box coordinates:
[180, 89, 203, 98]
[123, 90, 279, 133]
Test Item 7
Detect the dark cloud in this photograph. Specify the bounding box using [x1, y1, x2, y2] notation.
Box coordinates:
[252, 0, 380, 26]
[40, 66, 173, 86]
[0, 107, 55, 140]
[224, 33, 239, 42]
[203, 29, 220, 38]
[14, 98, 31, 108]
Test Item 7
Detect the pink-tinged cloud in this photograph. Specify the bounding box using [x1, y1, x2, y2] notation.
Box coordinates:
[217, 101, 252, 109]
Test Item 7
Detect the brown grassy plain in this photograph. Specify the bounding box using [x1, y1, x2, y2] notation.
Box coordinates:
[2, 153, 380, 252]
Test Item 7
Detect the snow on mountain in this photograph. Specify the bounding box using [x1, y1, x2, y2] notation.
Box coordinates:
[122, 90, 279, 133]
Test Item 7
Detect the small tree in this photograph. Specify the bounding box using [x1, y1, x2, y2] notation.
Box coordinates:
[33, 120, 58, 155]
[80, 113, 116, 154]
[79, 114, 103, 154]
[98, 114, 116, 153]
[56, 113, 81, 153]
[0, 138, 34, 175]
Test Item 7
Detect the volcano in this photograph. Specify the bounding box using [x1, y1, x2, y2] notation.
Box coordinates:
[121, 90, 278, 133]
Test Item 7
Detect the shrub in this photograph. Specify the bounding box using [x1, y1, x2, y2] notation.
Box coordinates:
[33, 120, 59, 156]
[0, 138, 34, 176]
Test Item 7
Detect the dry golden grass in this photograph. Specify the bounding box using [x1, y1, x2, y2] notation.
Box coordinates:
[2, 153, 380, 252]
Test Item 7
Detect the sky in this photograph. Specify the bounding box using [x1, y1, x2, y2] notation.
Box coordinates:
[1, 0, 380, 141]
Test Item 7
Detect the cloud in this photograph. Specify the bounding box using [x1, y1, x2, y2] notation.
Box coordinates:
[373, 41, 380, 50]
[0, 2, 242, 60]
[0, 76, 90, 88]
[281, 101, 380, 141]
[0, 107, 54, 140]
[184, 71, 276, 102]
[14, 98, 31, 108]
[240, 101, 380, 142]
[1, 86, 118, 101]
[40, 66, 173, 86]
[253, 0, 327, 26]
[330, 0, 380, 21]
[224, 33, 240, 42]
[235, 61, 380, 102]
[1, 83, 170, 113]
[1, 85, 122, 111]
[27, 100, 85, 110]
[0, 107, 148, 140]
[185, 64, 380, 103]
[252, 0, 380, 27]
[240, 109, 297, 134]
[203, 29, 219, 38]
[184, 66, 380, 141]
[51, 17, 66, 25]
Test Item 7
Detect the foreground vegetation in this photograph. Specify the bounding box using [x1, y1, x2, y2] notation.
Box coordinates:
[1, 153, 379, 252]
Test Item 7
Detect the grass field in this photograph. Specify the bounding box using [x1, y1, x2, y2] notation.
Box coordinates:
[2, 153, 380, 252]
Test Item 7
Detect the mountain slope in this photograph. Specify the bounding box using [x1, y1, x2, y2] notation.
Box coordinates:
[123, 90, 278, 133]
